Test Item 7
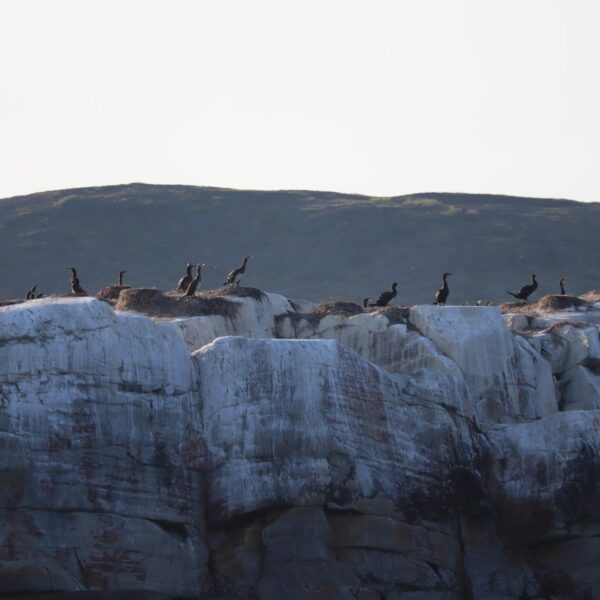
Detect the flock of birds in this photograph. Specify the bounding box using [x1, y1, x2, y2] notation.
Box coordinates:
[363, 273, 565, 308]
[23, 256, 253, 300]
[20, 256, 569, 310]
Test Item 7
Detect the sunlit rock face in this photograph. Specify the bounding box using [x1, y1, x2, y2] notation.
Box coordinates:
[2, 293, 600, 598]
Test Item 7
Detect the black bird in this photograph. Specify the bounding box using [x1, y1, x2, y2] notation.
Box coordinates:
[374, 282, 398, 307]
[26, 285, 38, 300]
[224, 256, 252, 287]
[560, 277, 567, 296]
[177, 263, 193, 292]
[363, 298, 370, 308]
[184, 263, 206, 297]
[433, 273, 452, 305]
[117, 271, 127, 286]
[507, 274, 538, 303]
[68, 267, 88, 295]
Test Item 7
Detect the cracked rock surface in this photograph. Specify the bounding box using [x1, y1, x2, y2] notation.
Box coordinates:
[2, 293, 600, 598]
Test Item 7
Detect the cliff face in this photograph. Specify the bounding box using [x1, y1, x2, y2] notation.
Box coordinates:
[1, 293, 600, 599]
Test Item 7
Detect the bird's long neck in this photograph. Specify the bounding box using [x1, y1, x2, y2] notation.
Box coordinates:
[118, 272, 124, 285]
[560, 280, 566, 294]
[442, 275, 448, 289]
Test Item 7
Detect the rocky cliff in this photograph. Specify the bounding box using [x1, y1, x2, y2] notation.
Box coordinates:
[1, 291, 600, 599]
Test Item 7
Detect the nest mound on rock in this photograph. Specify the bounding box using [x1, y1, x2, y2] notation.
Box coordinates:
[580, 290, 600, 304]
[97, 285, 132, 303]
[310, 300, 364, 319]
[500, 294, 588, 315]
[535, 294, 588, 311]
[116, 288, 238, 319]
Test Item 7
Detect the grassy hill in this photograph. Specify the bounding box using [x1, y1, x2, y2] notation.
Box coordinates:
[1, 183, 599, 305]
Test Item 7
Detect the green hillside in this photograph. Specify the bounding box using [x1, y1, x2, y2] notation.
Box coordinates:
[1, 183, 599, 305]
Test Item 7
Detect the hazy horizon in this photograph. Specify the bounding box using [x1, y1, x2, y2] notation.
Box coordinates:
[2, 0, 599, 201]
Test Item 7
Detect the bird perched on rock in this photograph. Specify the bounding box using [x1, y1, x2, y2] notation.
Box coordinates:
[177, 263, 193, 292]
[433, 273, 452, 305]
[560, 277, 567, 295]
[364, 283, 398, 308]
[184, 263, 206, 297]
[375, 282, 399, 307]
[117, 270, 127, 286]
[224, 256, 252, 287]
[26, 285, 38, 300]
[507, 274, 538, 303]
[68, 267, 88, 295]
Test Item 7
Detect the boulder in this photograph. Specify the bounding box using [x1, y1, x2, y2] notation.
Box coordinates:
[0, 298, 210, 596]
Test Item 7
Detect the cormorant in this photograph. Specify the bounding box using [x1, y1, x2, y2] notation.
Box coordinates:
[177, 263, 193, 292]
[26, 285, 38, 300]
[363, 298, 370, 308]
[373, 282, 398, 307]
[507, 274, 538, 303]
[117, 271, 127, 286]
[224, 256, 252, 287]
[433, 273, 452, 305]
[184, 263, 206, 297]
[560, 277, 567, 296]
[68, 267, 88, 295]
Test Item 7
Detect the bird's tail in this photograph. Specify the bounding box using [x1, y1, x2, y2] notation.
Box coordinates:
[506, 291, 518, 299]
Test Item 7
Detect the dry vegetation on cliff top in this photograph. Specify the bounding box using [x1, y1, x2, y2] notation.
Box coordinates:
[115, 287, 239, 318]
[498, 294, 590, 315]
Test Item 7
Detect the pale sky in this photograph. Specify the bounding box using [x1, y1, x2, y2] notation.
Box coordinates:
[1, 0, 599, 201]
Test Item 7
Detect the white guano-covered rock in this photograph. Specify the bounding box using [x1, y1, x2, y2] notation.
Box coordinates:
[409, 306, 539, 423]
[0, 298, 209, 596]
[5, 294, 600, 598]
[167, 291, 294, 351]
[512, 335, 558, 419]
[193, 335, 473, 523]
[559, 364, 600, 410]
